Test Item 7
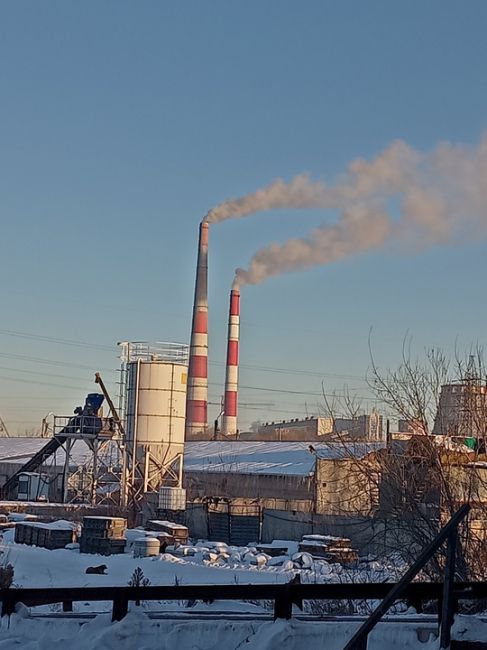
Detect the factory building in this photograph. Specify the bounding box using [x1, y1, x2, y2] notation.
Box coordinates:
[239, 413, 384, 442]
[239, 417, 334, 441]
[0, 436, 382, 548]
[181, 440, 383, 549]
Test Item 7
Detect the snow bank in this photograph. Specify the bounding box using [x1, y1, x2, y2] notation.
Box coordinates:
[0, 610, 442, 649]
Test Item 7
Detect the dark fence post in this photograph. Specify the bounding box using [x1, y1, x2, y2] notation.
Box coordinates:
[1, 592, 15, 618]
[112, 594, 129, 622]
[440, 532, 457, 649]
[405, 594, 423, 613]
[274, 585, 293, 620]
[62, 600, 73, 612]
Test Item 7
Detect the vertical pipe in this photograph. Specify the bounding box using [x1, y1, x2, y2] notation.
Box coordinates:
[131, 359, 140, 492]
[91, 439, 98, 505]
[222, 283, 240, 436]
[62, 438, 72, 503]
[185, 221, 209, 437]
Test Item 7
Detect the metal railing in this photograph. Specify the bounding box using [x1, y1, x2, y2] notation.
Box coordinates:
[53, 415, 118, 439]
[1, 579, 487, 626]
[118, 341, 189, 365]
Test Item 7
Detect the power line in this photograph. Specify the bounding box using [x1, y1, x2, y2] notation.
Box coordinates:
[208, 380, 379, 402]
[0, 396, 74, 400]
[0, 374, 94, 391]
[0, 365, 109, 383]
[237, 363, 366, 382]
[0, 328, 115, 352]
[209, 359, 367, 382]
[0, 327, 369, 384]
[0, 351, 116, 373]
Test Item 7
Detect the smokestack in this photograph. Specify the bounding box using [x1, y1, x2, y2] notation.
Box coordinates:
[185, 221, 209, 437]
[221, 282, 240, 436]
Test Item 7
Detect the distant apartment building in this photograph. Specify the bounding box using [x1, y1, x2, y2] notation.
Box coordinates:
[335, 413, 384, 442]
[239, 413, 383, 442]
[245, 416, 334, 441]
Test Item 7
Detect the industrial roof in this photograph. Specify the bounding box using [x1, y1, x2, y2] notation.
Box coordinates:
[183, 440, 384, 476]
[0, 437, 91, 466]
[0, 438, 383, 477]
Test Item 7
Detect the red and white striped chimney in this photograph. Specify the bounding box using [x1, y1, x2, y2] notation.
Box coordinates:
[222, 281, 240, 436]
[185, 221, 209, 437]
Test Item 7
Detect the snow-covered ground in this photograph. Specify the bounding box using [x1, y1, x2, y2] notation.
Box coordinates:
[1, 528, 403, 592]
[1, 529, 486, 648]
[0, 611, 443, 650]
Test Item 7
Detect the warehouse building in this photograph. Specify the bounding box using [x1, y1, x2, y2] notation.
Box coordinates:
[0, 437, 383, 550]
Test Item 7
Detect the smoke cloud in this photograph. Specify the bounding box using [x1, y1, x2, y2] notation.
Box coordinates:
[206, 134, 487, 285]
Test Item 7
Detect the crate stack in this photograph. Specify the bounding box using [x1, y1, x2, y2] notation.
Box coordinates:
[148, 520, 189, 545]
[14, 522, 33, 545]
[14, 521, 76, 549]
[299, 534, 359, 565]
[80, 516, 127, 555]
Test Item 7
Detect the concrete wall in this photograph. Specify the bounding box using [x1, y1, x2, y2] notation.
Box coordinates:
[261, 508, 378, 553]
[260, 508, 430, 556]
[315, 457, 379, 516]
[184, 470, 314, 502]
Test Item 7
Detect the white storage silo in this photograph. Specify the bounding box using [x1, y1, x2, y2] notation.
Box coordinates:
[120, 342, 188, 494]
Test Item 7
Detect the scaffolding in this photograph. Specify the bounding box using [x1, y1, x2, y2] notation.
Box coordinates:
[52, 413, 126, 506]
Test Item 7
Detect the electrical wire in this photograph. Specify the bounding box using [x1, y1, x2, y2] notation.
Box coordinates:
[0, 351, 116, 373]
[0, 328, 115, 352]
[0, 365, 108, 383]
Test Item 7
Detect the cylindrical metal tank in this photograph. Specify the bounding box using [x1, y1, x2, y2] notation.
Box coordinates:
[133, 537, 161, 558]
[120, 342, 189, 492]
[126, 360, 187, 445]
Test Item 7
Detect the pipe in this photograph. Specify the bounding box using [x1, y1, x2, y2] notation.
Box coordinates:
[185, 221, 209, 437]
[222, 282, 240, 436]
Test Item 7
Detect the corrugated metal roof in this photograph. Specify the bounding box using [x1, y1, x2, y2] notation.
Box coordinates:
[183, 440, 383, 476]
[0, 437, 91, 466]
[0, 438, 384, 477]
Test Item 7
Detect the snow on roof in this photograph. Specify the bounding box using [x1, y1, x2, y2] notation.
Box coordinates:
[0, 438, 384, 477]
[0, 437, 91, 466]
[183, 440, 383, 476]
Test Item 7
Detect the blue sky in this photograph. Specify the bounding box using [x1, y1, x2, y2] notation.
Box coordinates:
[1, 1, 486, 432]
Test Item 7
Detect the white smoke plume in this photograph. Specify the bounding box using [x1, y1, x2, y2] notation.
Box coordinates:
[206, 134, 487, 285]
[236, 205, 391, 285]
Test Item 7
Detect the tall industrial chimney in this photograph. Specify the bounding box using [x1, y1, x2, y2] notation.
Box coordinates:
[222, 282, 240, 436]
[185, 221, 209, 437]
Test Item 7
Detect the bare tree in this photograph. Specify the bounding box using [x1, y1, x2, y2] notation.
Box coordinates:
[367, 341, 487, 580]
[318, 341, 487, 581]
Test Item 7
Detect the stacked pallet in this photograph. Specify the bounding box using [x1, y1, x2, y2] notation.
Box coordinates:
[14, 522, 32, 545]
[255, 544, 289, 558]
[299, 534, 358, 565]
[14, 521, 76, 549]
[80, 516, 126, 555]
[148, 520, 189, 544]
